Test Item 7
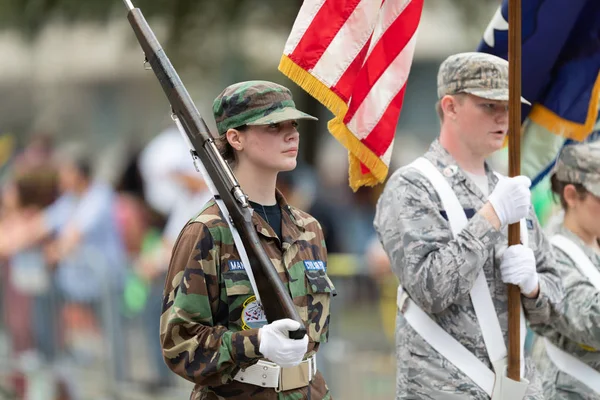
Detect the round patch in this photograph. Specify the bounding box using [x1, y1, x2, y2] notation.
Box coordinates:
[241, 296, 268, 330]
[443, 165, 458, 177]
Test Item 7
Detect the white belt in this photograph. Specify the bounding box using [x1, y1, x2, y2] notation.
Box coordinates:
[544, 338, 600, 394]
[550, 235, 600, 291]
[233, 354, 317, 392]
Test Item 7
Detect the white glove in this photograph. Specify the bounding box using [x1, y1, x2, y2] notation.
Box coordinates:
[488, 175, 532, 226]
[500, 245, 539, 295]
[258, 319, 308, 368]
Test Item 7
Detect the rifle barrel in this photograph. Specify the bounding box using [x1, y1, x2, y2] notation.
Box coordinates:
[123, 0, 134, 11]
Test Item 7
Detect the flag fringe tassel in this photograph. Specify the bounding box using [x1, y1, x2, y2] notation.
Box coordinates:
[279, 55, 388, 191]
[278, 55, 347, 116]
[328, 117, 388, 191]
[529, 71, 600, 142]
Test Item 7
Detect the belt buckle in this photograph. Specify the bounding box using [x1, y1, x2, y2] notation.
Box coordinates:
[276, 360, 310, 392]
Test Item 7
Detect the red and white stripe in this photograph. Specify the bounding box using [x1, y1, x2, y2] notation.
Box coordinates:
[282, 0, 423, 187]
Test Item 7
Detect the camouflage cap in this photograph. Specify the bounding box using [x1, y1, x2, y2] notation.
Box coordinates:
[212, 80, 318, 135]
[437, 52, 530, 105]
[553, 141, 600, 197]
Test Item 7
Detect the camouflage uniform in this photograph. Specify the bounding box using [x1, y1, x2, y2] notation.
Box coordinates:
[160, 81, 334, 400]
[212, 81, 317, 134]
[531, 142, 600, 399]
[374, 53, 563, 399]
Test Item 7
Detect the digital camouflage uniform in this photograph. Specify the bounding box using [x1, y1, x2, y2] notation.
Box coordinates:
[374, 140, 562, 399]
[531, 142, 600, 399]
[160, 81, 334, 400]
[373, 53, 563, 399]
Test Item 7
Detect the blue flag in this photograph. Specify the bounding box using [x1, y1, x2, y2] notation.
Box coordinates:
[478, 0, 600, 187]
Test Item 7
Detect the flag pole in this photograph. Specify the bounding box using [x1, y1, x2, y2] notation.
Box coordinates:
[507, 0, 522, 381]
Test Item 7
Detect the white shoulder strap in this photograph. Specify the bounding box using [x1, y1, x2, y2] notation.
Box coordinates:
[174, 117, 262, 305]
[544, 338, 600, 394]
[397, 285, 496, 395]
[213, 197, 262, 305]
[545, 235, 600, 395]
[409, 158, 525, 375]
[409, 157, 467, 235]
[551, 234, 600, 291]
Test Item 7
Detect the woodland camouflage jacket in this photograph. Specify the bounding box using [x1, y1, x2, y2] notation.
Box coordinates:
[160, 191, 336, 399]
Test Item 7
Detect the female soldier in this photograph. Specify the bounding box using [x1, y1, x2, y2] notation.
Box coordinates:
[533, 140, 600, 399]
[160, 81, 336, 400]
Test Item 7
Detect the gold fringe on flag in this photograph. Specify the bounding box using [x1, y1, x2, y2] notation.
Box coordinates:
[328, 117, 388, 191]
[279, 55, 388, 191]
[278, 55, 347, 116]
[529, 72, 600, 142]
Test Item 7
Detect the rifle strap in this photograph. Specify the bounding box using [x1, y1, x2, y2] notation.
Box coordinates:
[213, 195, 262, 307]
[172, 117, 263, 307]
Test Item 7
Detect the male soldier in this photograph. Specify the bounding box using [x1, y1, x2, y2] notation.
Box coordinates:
[160, 81, 336, 399]
[374, 52, 563, 399]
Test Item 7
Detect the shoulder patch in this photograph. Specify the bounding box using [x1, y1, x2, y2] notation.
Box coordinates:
[526, 219, 534, 230]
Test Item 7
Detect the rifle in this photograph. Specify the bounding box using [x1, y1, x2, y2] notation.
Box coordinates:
[122, 0, 306, 340]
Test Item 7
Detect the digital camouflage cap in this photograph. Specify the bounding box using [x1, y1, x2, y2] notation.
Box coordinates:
[212, 80, 318, 135]
[437, 52, 530, 105]
[553, 140, 600, 197]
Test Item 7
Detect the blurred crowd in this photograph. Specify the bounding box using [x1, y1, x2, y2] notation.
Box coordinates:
[0, 128, 413, 399]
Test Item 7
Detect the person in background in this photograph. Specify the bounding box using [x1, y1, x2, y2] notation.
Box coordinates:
[531, 140, 600, 399]
[0, 143, 128, 381]
[135, 127, 212, 388]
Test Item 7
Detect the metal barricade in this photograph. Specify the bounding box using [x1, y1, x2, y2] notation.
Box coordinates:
[322, 256, 397, 400]
[0, 249, 396, 399]
[0, 245, 175, 400]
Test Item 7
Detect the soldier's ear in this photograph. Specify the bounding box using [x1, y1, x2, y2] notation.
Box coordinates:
[226, 128, 243, 151]
[440, 95, 458, 121]
[563, 184, 582, 209]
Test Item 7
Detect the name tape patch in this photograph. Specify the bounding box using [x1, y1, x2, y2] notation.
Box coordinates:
[228, 260, 245, 271]
[304, 260, 326, 271]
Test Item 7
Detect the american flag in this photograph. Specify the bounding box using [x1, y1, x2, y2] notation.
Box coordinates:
[279, 0, 424, 190]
